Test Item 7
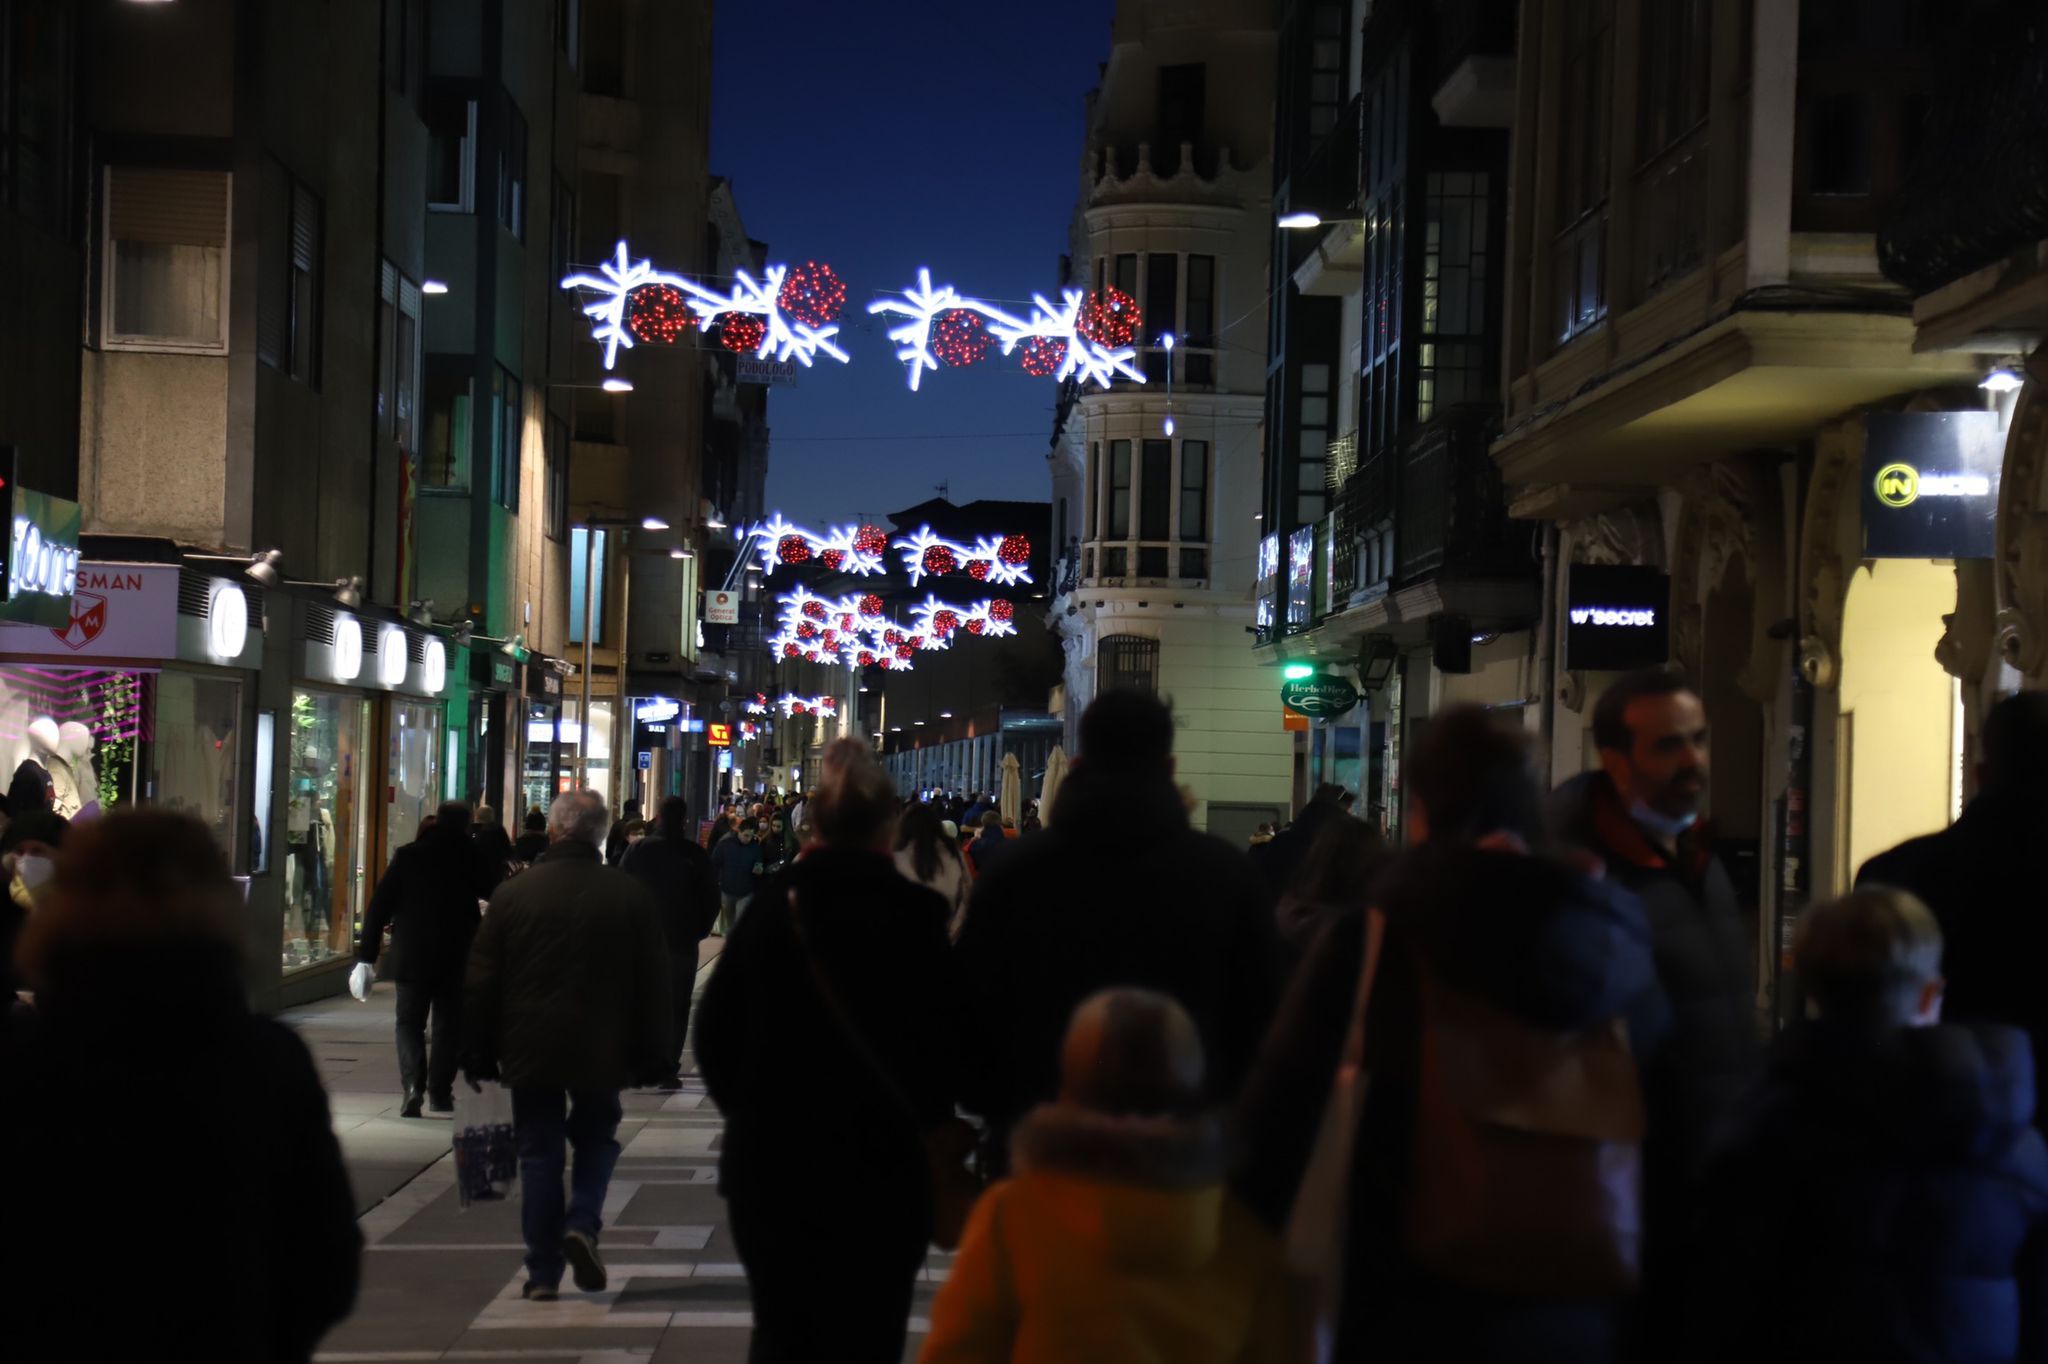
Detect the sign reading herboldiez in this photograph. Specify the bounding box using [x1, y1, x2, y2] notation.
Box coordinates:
[1565, 564, 1670, 672]
[1863, 411, 2002, 560]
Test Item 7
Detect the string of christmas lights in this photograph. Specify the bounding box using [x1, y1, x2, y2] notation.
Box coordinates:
[894, 526, 1034, 588]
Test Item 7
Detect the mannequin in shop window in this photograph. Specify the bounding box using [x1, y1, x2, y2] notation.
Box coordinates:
[23, 718, 95, 823]
[286, 782, 336, 963]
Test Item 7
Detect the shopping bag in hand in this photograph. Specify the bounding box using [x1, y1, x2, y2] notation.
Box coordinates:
[452, 1080, 518, 1208]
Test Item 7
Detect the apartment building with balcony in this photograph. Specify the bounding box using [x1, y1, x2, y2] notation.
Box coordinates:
[1496, 0, 2000, 1016]
[1256, 0, 1532, 828]
[1048, 0, 1292, 842]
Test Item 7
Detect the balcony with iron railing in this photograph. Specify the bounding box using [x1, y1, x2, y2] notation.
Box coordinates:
[1319, 403, 1515, 615]
[1879, 0, 2048, 295]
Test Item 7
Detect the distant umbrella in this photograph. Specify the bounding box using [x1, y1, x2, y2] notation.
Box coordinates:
[999, 753, 1023, 828]
[1039, 745, 1068, 825]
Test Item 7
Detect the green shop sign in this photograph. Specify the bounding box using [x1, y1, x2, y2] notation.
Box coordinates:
[1, 484, 81, 628]
[1280, 673, 1360, 719]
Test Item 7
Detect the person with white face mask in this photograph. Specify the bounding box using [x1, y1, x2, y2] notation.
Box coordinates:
[1, 807, 68, 1004]
[1546, 666, 1756, 1355]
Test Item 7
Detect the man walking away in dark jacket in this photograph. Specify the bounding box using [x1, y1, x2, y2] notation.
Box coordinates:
[956, 691, 1283, 1172]
[1689, 886, 2048, 1363]
[620, 795, 719, 1085]
[1250, 783, 1348, 904]
[511, 808, 550, 867]
[1859, 690, 2048, 1122]
[463, 790, 672, 1302]
[351, 801, 490, 1116]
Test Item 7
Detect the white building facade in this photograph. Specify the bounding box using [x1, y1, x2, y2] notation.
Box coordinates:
[1051, 0, 1291, 841]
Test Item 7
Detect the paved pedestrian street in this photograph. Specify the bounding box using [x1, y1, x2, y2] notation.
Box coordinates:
[289, 952, 948, 1364]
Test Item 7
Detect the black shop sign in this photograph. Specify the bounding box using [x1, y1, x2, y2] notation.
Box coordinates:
[1863, 411, 2002, 560]
[1566, 564, 1670, 672]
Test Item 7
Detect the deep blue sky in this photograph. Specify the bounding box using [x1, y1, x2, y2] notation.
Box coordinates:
[710, 0, 1113, 527]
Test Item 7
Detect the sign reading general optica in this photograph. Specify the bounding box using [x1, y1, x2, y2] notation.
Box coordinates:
[1, 484, 82, 628]
[1863, 410, 2002, 560]
[1565, 564, 1670, 671]
[1280, 673, 1361, 719]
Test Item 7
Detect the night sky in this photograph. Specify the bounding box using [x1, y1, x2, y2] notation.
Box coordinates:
[710, 0, 1114, 527]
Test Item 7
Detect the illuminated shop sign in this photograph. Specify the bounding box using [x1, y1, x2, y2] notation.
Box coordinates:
[1, 484, 82, 628]
[1863, 411, 2001, 560]
[1565, 564, 1670, 671]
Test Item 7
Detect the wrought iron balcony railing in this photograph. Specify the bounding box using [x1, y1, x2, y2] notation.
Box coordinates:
[1879, 0, 2048, 293]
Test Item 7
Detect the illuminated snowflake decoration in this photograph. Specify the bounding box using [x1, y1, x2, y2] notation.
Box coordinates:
[893, 526, 1034, 588]
[907, 595, 1020, 643]
[983, 289, 1146, 390]
[560, 240, 694, 371]
[870, 271, 1146, 392]
[680, 263, 851, 369]
[748, 515, 890, 579]
[775, 694, 839, 718]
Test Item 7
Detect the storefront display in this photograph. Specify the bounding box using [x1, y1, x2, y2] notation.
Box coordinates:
[284, 688, 373, 972]
[386, 696, 443, 851]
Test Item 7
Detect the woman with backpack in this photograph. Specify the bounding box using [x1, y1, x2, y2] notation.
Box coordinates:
[1235, 706, 1674, 1363]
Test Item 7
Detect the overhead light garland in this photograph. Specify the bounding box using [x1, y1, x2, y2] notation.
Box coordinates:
[750, 515, 893, 578]
[895, 526, 1034, 587]
[565, 243, 1149, 392]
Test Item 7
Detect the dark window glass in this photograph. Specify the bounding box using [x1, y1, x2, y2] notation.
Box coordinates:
[1179, 548, 1208, 580]
[551, 175, 576, 282]
[584, 0, 625, 96]
[1138, 546, 1169, 577]
[1551, 0, 1613, 343]
[577, 169, 621, 264]
[1145, 253, 1179, 382]
[425, 93, 475, 212]
[1103, 546, 1128, 578]
[1156, 63, 1206, 157]
[422, 359, 473, 490]
[1108, 440, 1132, 540]
[1140, 439, 1172, 541]
[499, 100, 527, 240]
[557, 0, 580, 66]
[1810, 92, 1871, 195]
[494, 366, 521, 511]
[1180, 440, 1208, 542]
[545, 413, 569, 541]
[1114, 253, 1138, 298]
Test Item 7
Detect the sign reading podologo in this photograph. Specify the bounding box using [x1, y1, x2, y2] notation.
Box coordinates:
[0, 484, 82, 628]
[1280, 674, 1360, 719]
[1864, 412, 2001, 559]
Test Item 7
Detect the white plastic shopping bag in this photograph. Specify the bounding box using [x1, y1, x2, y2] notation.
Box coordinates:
[452, 1080, 518, 1209]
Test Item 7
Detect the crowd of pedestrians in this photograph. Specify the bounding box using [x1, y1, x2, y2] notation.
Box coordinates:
[7, 669, 2048, 1361]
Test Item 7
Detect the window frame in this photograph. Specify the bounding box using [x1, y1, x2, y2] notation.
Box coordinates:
[100, 165, 233, 355]
[493, 365, 522, 512]
[544, 412, 570, 542]
[420, 356, 475, 493]
[426, 93, 477, 214]
[498, 97, 528, 241]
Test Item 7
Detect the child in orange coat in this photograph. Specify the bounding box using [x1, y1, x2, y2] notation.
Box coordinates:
[921, 989, 1304, 1364]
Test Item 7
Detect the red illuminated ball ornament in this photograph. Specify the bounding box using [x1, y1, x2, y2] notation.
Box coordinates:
[1078, 287, 1141, 348]
[966, 560, 990, 581]
[776, 262, 847, 330]
[839, 614, 856, 631]
[989, 598, 1016, 623]
[857, 650, 876, 667]
[802, 600, 828, 621]
[719, 313, 768, 353]
[1019, 335, 1067, 378]
[998, 534, 1031, 565]
[819, 549, 845, 570]
[858, 593, 884, 617]
[796, 622, 817, 639]
[792, 703, 809, 716]
[965, 618, 986, 635]
[896, 644, 915, 661]
[822, 631, 839, 649]
[909, 635, 926, 649]
[931, 310, 991, 368]
[884, 630, 902, 646]
[777, 535, 813, 565]
[782, 643, 799, 659]
[933, 610, 960, 637]
[626, 284, 693, 346]
[854, 525, 888, 556]
[922, 544, 957, 577]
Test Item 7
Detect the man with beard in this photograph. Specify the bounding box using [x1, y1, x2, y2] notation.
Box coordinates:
[1550, 667, 1755, 1351]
